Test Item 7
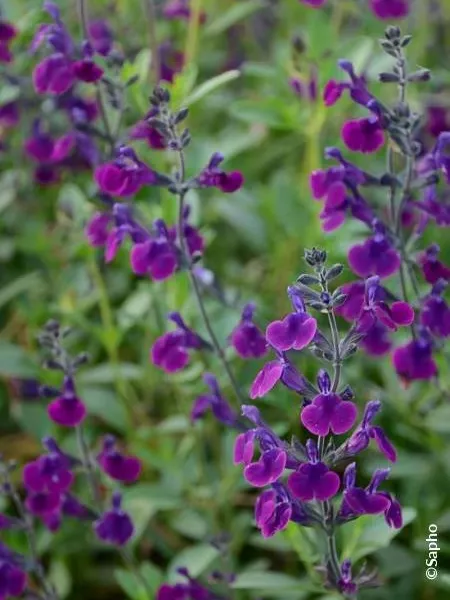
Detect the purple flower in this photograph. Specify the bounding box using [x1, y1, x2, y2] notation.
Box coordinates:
[88, 20, 113, 56]
[47, 377, 87, 427]
[0, 102, 19, 128]
[130, 112, 166, 150]
[197, 153, 244, 193]
[230, 303, 267, 359]
[370, 0, 409, 20]
[0, 20, 16, 64]
[72, 58, 104, 83]
[250, 352, 309, 399]
[23, 438, 74, 494]
[94, 492, 134, 546]
[25, 490, 61, 517]
[97, 435, 142, 483]
[345, 400, 397, 462]
[421, 281, 450, 338]
[191, 373, 239, 427]
[419, 245, 450, 284]
[300, 0, 326, 7]
[266, 311, 317, 352]
[158, 41, 184, 83]
[85, 212, 113, 247]
[95, 147, 158, 197]
[151, 312, 208, 373]
[358, 276, 414, 332]
[393, 329, 438, 382]
[33, 53, 75, 94]
[348, 233, 400, 279]
[244, 448, 287, 487]
[130, 221, 179, 282]
[338, 560, 357, 596]
[341, 117, 385, 154]
[323, 60, 372, 108]
[0, 555, 27, 599]
[233, 430, 256, 465]
[301, 370, 357, 436]
[163, 0, 206, 23]
[288, 441, 340, 502]
[255, 485, 295, 538]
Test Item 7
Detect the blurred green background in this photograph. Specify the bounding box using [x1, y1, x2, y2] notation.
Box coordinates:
[1, 1, 450, 599]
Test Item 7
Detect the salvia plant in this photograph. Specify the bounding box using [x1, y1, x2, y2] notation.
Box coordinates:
[1, 1, 450, 600]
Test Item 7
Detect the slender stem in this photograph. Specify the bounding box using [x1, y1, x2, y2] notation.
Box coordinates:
[169, 124, 244, 404]
[143, 0, 160, 84]
[78, 0, 113, 149]
[76, 425, 102, 507]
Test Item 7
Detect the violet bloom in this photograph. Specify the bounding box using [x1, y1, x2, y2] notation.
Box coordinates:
[301, 370, 357, 436]
[338, 560, 357, 596]
[250, 351, 310, 399]
[230, 303, 267, 359]
[289, 67, 318, 103]
[151, 312, 209, 373]
[419, 245, 450, 284]
[358, 276, 414, 332]
[95, 146, 158, 197]
[94, 492, 134, 546]
[23, 438, 74, 494]
[288, 440, 340, 502]
[348, 226, 400, 279]
[323, 60, 372, 108]
[25, 490, 61, 517]
[244, 447, 287, 487]
[255, 484, 292, 538]
[427, 106, 450, 138]
[341, 116, 385, 154]
[47, 376, 87, 427]
[0, 547, 27, 599]
[197, 152, 244, 193]
[0, 20, 17, 64]
[421, 281, 450, 338]
[310, 168, 348, 231]
[88, 20, 114, 56]
[97, 435, 142, 483]
[191, 373, 239, 427]
[130, 220, 178, 282]
[158, 40, 184, 83]
[345, 400, 397, 462]
[0, 102, 19, 128]
[163, 0, 207, 23]
[393, 331, 438, 382]
[130, 109, 166, 150]
[370, 0, 409, 20]
[85, 212, 113, 247]
[266, 311, 317, 352]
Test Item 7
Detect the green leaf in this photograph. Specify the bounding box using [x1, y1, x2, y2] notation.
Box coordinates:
[115, 569, 147, 600]
[79, 363, 142, 384]
[185, 70, 241, 107]
[425, 405, 450, 433]
[232, 571, 309, 593]
[0, 343, 37, 378]
[205, 0, 264, 36]
[169, 544, 221, 579]
[341, 508, 416, 562]
[229, 99, 295, 129]
[0, 272, 41, 310]
[79, 386, 129, 432]
[170, 64, 199, 107]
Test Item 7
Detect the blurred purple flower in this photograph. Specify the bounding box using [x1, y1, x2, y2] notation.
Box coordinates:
[97, 435, 142, 483]
[94, 492, 134, 546]
[230, 303, 267, 359]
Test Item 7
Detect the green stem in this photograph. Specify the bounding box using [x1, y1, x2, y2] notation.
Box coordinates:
[143, 0, 160, 84]
[184, 0, 203, 67]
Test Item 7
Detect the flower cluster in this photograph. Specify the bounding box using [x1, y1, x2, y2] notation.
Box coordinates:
[233, 249, 402, 596]
[0, 321, 142, 599]
[317, 27, 450, 382]
[157, 566, 232, 600]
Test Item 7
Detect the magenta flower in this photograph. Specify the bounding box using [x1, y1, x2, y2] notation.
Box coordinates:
[266, 311, 317, 352]
[85, 212, 113, 247]
[419, 245, 450, 284]
[301, 370, 357, 436]
[359, 276, 414, 332]
[340, 465, 390, 517]
[151, 312, 208, 373]
[244, 448, 287, 487]
[287, 440, 340, 502]
[233, 430, 256, 465]
[163, 0, 206, 23]
[95, 147, 157, 197]
[0, 102, 19, 128]
[0, 555, 27, 600]
[345, 400, 397, 462]
[323, 60, 372, 108]
[25, 490, 61, 517]
[33, 53, 75, 94]
[23, 440, 74, 494]
[393, 334, 438, 382]
[348, 234, 400, 278]
[94, 493, 134, 546]
[370, 0, 409, 20]
[97, 435, 142, 483]
[341, 117, 385, 153]
[47, 377, 87, 427]
[191, 373, 239, 427]
[0, 20, 17, 64]
[250, 353, 308, 399]
[230, 303, 267, 359]
[421, 282, 450, 338]
[130, 221, 179, 282]
[255, 486, 292, 538]
[72, 59, 104, 83]
[88, 20, 113, 56]
[197, 152, 244, 193]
